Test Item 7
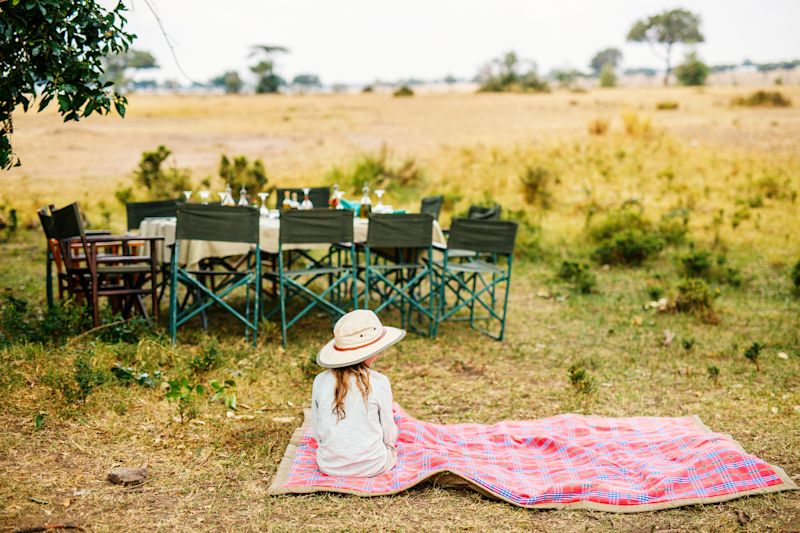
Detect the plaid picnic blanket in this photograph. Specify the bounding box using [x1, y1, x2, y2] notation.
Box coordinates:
[268, 404, 797, 511]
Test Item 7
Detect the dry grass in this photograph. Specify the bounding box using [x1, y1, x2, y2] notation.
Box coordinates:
[1, 86, 800, 531]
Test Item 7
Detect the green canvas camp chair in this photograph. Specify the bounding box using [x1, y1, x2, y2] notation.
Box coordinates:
[264, 209, 355, 346]
[125, 199, 179, 231]
[168, 204, 261, 345]
[420, 195, 443, 221]
[362, 213, 437, 337]
[467, 204, 502, 220]
[436, 218, 517, 341]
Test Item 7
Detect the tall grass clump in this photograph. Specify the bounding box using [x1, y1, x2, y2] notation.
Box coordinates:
[674, 277, 719, 324]
[519, 163, 554, 209]
[731, 91, 791, 108]
[656, 101, 679, 111]
[621, 111, 653, 137]
[587, 118, 609, 135]
[588, 205, 663, 266]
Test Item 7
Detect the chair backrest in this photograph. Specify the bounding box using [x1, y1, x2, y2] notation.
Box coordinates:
[37, 208, 55, 239]
[275, 187, 330, 209]
[176, 204, 260, 244]
[50, 203, 92, 273]
[367, 213, 433, 248]
[126, 199, 179, 230]
[280, 209, 353, 245]
[448, 218, 518, 255]
[467, 204, 502, 220]
[420, 195, 443, 221]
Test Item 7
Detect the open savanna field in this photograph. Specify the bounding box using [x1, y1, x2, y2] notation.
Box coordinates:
[1, 86, 800, 532]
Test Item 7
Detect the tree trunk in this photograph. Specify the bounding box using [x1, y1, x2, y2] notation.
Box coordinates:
[663, 43, 672, 86]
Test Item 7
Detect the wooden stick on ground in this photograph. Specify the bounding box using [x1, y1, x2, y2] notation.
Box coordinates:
[14, 524, 86, 533]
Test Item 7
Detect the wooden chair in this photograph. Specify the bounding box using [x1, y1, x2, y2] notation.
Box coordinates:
[50, 203, 162, 327]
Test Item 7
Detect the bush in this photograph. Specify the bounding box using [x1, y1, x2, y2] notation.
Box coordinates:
[568, 364, 596, 395]
[682, 250, 713, 278]
[0, 294, 87, 346]
[744, 342, 764, 371]
[219, 154, 268, 194]
[792, 260, 800, 295]
[557, 261, 597, 294]
[477, 51, 550, 93]
[674, 52, 710, 86]
[50, 351, 107, 406]
[592, 228, 664, 266]
[129, 145, 191, 201]
[587, 118, 609, 135]
[189, 338, 221, 374]
[393, 85, 414, 97]
[657, 209, 690, 245]
[732, 91, 791, 108]
[656, 101, 679, 111]
[519, 164, 553, 208]
[505, 209, 542, 260]
[325, 145, 423, 198]
[674, 278, 718, 322]
[598, 64, 616, 88]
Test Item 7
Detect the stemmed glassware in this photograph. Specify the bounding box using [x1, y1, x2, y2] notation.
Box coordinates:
[300, 187, 314, 209]
[199, 190, 210, 205]
[182, 190, 192, 203]
[374, 189, 386, 213]
[258, 192, 270, 217]
[238, 185, 249, 207]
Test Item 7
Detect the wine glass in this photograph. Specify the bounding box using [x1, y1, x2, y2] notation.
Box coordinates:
[374, 189, 385, 213]
[199, 190, 210, 205]
[258, 192, 270, 217]
[182, 190, 192, 203]
[238, 185, 249, 207]
[218, 191, 228, 205]
[300, 187, 314, 209]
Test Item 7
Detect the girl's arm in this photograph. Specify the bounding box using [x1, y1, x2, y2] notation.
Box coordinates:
[310, 382, 320, 442]
[377, 378, 398, 447]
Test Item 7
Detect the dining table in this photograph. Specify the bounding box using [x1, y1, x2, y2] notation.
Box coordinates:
[138, 215, 447, 266]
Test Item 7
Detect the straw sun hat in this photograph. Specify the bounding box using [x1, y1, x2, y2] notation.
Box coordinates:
[317, 310, 406, 368]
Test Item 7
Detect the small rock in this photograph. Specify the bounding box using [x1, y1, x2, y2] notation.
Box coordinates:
[107, 466, 148, 486]
[777, 351, 789, 360]
[770, 407, 779, 414]
[272, 417, 295, 424]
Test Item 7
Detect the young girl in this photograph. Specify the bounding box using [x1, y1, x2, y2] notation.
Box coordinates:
[311, 309, 406, 477]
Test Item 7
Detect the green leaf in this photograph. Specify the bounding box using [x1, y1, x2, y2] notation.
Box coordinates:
[114, 100, 126, 118]
[33, 413, 45, 432]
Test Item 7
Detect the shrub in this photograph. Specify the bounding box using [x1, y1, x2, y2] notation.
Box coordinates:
[792, 259, 800, 295]
[50, 351, 107, 406]
[393, 85, 414, 97]
[209, 379, 237, 410]
[587, 118, 609, 135]
[477, 51, 550, 93]
[731, 91, 791, 108]
[592, 228, 664, 266]
[657, 209, 690, 245]
[361, 85, 374, 93]
[519, 164, 553, 208]
[130, 145, 191, 201]
[744, 342, 764, 372]
[189, 339, 221, 374]
[219, 154, 268, 194]
[599, 64, 616, 88]
[674, 52, 710, 86]
[111, 363, 162, 388]
[682, 250, 713, 278]
[674, 278, 718, 323]
[557, 261, 597, 294]
[707, 365, 720, 386]
[656, 100, 679, 111]
[0, 294, 87, 346]
[505, 209, 542, 260]
[568, 364, 596, 395]
[324, 145, 423, 197]
[165, 377, 204, 423]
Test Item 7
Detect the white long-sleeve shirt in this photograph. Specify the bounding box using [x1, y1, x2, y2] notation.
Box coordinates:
[311, 369, 398, 477]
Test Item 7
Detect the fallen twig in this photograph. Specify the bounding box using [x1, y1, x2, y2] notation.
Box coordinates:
[64, 320, 126, 347]
[14, 524, 85, 533]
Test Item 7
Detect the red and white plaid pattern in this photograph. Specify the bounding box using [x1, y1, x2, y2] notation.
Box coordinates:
[271, 404, 795, 509]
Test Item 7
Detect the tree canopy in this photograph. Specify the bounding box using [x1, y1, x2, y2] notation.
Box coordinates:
[590, 48, 622, 75]
[210, 71, 244, 94]
[477, 51, 549, 93]
[249, 44, 288, 94]
[103, 49, 159, 90]
[0, 0, 134, 169]
[627, 8, 704, 86]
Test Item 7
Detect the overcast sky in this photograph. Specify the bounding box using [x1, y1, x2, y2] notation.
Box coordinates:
[111, 0, 800, 85]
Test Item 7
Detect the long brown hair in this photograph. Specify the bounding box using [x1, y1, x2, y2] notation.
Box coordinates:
[331, 362, 371, 422]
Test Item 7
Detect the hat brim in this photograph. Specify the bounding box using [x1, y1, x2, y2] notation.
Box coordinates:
[317, 327, 406, 368]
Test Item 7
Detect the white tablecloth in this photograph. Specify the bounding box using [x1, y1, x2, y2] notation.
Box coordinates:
[138, 216, 446, 266]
